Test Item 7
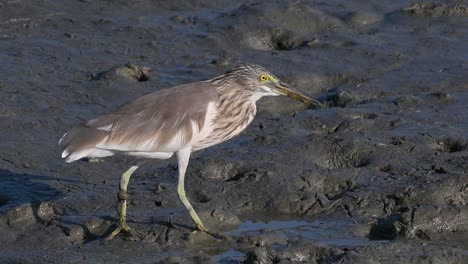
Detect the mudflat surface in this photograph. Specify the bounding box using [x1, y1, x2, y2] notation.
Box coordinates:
[1, 0, 467, 263]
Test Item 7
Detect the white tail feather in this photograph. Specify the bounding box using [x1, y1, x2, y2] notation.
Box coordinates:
[58, 133, 67, 146]
[61, 150, 69, 158]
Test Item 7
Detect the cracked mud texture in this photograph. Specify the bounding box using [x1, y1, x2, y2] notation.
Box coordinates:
[0, 0, 467, 263]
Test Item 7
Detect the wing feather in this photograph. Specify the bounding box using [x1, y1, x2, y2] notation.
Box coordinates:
[59, 82, 220, 161]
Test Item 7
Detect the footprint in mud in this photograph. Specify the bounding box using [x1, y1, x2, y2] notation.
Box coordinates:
[223, 2, 346, 51]
[310, 138, 369, 169]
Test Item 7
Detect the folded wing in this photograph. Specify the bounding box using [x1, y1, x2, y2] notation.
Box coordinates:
[59, 82, 220, 162]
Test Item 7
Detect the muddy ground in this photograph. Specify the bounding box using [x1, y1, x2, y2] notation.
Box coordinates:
[1, 0, 467, 263]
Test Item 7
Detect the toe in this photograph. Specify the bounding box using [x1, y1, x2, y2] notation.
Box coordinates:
[193, 226, 227, 240]
[104, 226, 123, 242]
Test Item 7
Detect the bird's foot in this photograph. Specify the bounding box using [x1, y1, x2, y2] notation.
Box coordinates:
[104, 223, 142, 242]
[192, 224, 227, 240]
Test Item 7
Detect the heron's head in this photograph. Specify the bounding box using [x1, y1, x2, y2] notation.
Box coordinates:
[220, 64, 321, 107]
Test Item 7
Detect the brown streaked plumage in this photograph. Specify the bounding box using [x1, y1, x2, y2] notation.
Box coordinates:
[59, 64, 321, 240]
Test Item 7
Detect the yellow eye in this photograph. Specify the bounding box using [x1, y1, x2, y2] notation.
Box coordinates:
[259, 74, 268, 81]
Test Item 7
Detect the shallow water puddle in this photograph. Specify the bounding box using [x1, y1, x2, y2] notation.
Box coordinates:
[231, 219, 383, 247]
[212, 249, 245, 263]
[214, 218, 388, 262]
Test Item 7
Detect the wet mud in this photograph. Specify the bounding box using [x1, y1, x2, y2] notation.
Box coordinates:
[0, 0, 467, 263]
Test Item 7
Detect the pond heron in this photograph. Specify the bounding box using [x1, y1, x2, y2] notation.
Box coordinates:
[59, 64, 320, 240]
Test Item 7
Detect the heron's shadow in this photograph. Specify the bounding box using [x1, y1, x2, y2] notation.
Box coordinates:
[0, 169, 64, 214]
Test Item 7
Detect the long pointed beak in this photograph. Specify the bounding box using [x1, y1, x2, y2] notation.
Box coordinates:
[274, 82, 322, 108]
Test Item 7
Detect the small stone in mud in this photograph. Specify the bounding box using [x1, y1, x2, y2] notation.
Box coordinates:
[377, 163, 392, 173]
[95, 64, 151, 82]
[83, 217, 110, 237]
[346, 11, 382, 26]
[430, 91, 453, 103]
[36, 202, 57, 222]
[306, 38, 320, 48]
[194, 209, 240, 231]
[328, 90, 360, 107]
[393, 95, 422, 107]
[435, 137, 466, 153]
[2, 204, 37, 229]
[209, 209, 241, 229]
[369, 214, 407, 240]
[254, 134, 276, 145]
[65, 225, 85, 242]
[245, 247, 275, 264]
[154, 183, 167, 194]
[199, 159, 240, 180]
[238, 233, 288, 248]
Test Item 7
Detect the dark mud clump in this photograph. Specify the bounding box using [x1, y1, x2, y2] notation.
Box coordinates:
[404, 3, 468, 17]
[435, 137, 467, 153]
[311, 137, 369, 169]
[245, 240, 344, 264]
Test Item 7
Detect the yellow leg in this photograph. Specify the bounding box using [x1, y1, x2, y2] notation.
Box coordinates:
[177, 180, 208, 232]
[106, 165, 139, 241]
[176, 148, 225, 239]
